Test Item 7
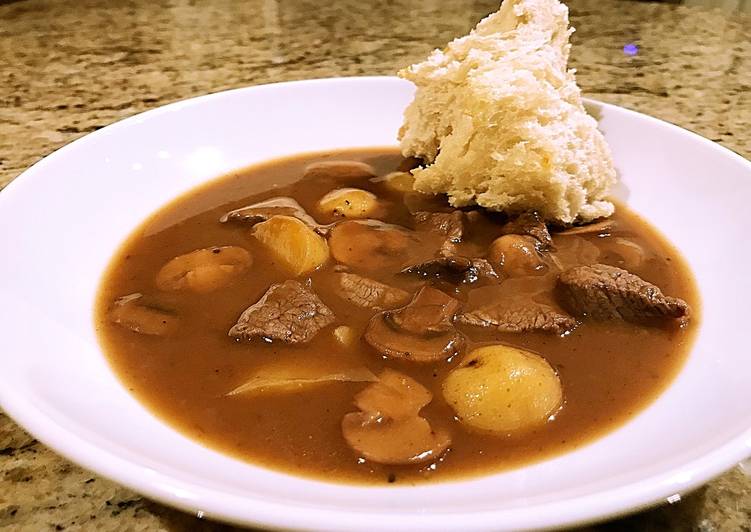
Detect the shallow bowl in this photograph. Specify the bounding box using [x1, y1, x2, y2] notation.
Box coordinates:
[1, 76, 750, 531]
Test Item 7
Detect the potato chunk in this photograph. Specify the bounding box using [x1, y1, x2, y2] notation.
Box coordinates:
[443, 345, 562, 434]
[317, 188, 380, 219]
[156, 246, 252, 293]
[252, 215, 329, 275]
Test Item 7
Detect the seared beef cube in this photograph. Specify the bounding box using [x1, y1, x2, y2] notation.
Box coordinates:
[459, 302, 577, 335]
[556, 264, 689, 322]
[229, 280, 335, 343]
[501, 211, 552, 250]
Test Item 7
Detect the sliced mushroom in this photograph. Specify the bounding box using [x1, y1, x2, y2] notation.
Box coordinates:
[156, 246, 252, 293]
[304, 160, 376, 180]
[353, 369, 432, 418]
[556, 219, 614, 237]
[328, 219, 419, 272]
[109, 293, 179, 336]
[341, 369, 451, 465]
[364, 286, 465, 362]
[220, 197, 328, 234]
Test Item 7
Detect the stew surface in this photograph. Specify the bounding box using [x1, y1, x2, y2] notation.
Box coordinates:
[96, 148, 698, 485]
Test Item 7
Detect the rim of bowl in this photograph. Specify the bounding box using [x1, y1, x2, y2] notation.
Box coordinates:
[0, 76, 750, 531]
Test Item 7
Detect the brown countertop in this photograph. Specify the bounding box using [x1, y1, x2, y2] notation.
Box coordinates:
[1, 0, 750, 529]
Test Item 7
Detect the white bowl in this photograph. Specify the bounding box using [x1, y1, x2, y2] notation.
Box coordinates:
[1, 76, 750, 531]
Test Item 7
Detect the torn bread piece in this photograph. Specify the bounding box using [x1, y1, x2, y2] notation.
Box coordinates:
[398, 0, 617, 223]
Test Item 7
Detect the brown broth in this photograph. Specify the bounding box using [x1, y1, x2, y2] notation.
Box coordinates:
[95, 147, 699, 485]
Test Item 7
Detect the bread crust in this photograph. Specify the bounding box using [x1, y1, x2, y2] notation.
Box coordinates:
[398, 0, 617, 223]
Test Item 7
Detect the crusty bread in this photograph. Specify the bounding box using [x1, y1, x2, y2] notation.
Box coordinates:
[398, 0, 616, 223]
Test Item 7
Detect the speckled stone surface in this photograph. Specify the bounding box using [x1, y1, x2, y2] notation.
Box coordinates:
[1, 0, 750, 530]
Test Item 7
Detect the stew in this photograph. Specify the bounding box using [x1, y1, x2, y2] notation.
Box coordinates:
[96, 148, 698, 484]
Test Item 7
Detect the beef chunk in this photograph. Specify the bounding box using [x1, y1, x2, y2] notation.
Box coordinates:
[501, 212, 552, 250]
[229, 280, 335, 343]
[400, 256, 498, 285]
[458, 302, 577, 335]
[334, 273, 410, 311]
[557, 264, 690, 322]
[413, 211, 464, 243]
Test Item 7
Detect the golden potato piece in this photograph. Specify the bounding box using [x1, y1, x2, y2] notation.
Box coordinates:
[443, 345, 563, 434]
[354, 369, 432, 419]
[317, 188, 381, 219]
[252, 215, 329, 275]
[156, 246, 252, 293]
[342, 369, 451, 465]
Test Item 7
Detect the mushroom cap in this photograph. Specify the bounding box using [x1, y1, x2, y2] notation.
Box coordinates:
[155, 246, 252, 293]
[341, 369, 451, 465]
[364, 286, 465, 363]
[328, 220, 421, 272]
[341, 413, 451, 465]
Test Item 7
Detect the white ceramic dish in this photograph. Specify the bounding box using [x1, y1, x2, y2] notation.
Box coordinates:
[1, 76, 750, 531]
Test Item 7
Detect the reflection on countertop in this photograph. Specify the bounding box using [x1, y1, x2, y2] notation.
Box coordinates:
[1, 0, 750, 530]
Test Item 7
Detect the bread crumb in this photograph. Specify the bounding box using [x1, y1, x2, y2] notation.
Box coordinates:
[398, 0, 617, 223]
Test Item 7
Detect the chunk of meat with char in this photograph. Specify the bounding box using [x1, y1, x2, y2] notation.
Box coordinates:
[413, 211, 465, 255]
[556, 264, 690, 322]
[229, 280, 335, 343]
[501, 211, 552, 250]
[333, 273, 410, 311]
[413, 211, 464, 243]
[458, 301, 577, 335]
[364, 286, 465, 362]
[400, 256, 498, 285]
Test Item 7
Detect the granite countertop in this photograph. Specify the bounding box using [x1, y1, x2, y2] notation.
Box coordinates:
[1, 0, 750, 529]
